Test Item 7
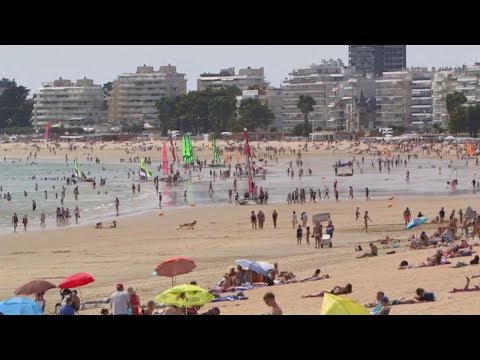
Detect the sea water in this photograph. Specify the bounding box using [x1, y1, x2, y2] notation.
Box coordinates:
[0, 155, 476, 234]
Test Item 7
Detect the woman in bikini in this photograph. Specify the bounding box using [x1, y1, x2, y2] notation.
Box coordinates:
[302, 283, 352, 298]
[451, 276, 480, 293]
[299, 269, 330, 282]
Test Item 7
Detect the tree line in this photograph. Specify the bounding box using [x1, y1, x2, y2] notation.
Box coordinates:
[156, 86, 274, 136]
[447, 91, 480, 137]
[0, 84, 34, 132]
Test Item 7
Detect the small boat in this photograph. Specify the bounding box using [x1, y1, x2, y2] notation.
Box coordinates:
[238, 197, 262, 205]
[336, 173, 353, 177]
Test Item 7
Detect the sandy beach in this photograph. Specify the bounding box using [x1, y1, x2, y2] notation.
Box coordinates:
[1, 193, 480, 315]
[1, 138, 478, 315]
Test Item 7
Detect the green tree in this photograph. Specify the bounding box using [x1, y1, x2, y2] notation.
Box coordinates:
[103, 82, 113, 97]
[296, 95, 316, 137]
[446, 92, 468, 134]
[466, 105, 480, 138]
[448, 107, 467, 134]
[156, 96, 179, 135]
[446, 91, 467, 114]
[0, 85, 33, 129]
[292, 122, 312, 137]
[208, 96, 237, 137]
[236, 98, 274, 131]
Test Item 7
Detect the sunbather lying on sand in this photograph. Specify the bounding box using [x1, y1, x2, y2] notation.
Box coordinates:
[398, 250, 450, 269]
[209, 273, 236, 294]
[450, 276, 480, 293]
[95, 221, 117, 229]
[299, 269, 330, 282]
[302, 283, 352, 298]
[389, 288, 436, 304]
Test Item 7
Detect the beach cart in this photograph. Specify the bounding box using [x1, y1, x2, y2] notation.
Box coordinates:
[321, 234, 332, 248]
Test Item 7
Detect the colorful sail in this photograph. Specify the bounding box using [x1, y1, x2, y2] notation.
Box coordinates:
[139, 158, 151, 179]
[212, 138, 221, 164]
[73, 158, 86, 178]
[182, 134, 194, 163]
[162, 143, 169, 176]
[44, 122, 51, 140]
[243, 129, 254, 194]
[169, 135, 176, 162]
[466, 142, 475, 157]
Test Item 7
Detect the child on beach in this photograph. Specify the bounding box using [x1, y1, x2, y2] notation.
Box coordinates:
[305, 226, 311, 245]
[296, 225, 303, 245]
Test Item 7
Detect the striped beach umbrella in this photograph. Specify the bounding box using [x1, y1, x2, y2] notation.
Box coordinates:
[235, 259, 269, 276]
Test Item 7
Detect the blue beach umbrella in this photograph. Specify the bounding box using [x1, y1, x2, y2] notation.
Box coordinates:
[405, 217, 427, 230]
[235, 259, 269, 276]
[0, 296, 43, 315]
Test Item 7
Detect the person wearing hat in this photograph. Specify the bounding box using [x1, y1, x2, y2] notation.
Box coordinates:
[110, 283, 130, 315]
[376, 296, 391, 315]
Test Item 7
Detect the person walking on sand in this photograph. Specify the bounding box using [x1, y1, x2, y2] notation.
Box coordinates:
[292, 211, 298, 228]
[355, 207, 360, 221]
[361, 211, 372, 233]
[348, 186, 354, 199]
[250, 211, 257, 229]
[159, 192, 162, 207]
[32, 200, 36, 211]
[228, 189, 233, 203]
[296, 225, 303, 245]
[305, 226, 311, 245]
[115, 197, 120, 216]
[403, 207, 411, 226]
[365, 187, 370, 200]
[272, 210, 278, 229]
[263, 292, 282, 315]
[12, 213, 18, 232]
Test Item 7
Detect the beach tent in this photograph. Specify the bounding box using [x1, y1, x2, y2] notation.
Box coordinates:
[465, 206, 477, 220]
[320, 293, 369, 315]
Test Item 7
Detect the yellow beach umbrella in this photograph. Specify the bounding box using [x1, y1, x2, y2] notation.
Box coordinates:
[155, 284, 214, 308]
[320, 293, 369, 315]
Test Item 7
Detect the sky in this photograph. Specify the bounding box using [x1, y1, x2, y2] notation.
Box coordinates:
[2, 45, 480, 96]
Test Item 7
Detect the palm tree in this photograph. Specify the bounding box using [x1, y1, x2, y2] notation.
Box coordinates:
[296, 95, 316, 137]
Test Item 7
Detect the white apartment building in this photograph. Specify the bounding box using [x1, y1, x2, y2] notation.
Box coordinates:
[432, 70, 458, 126]
[32, 77, 106, 127]
[410, 68, 434, 126]
[108, 65, 187, 125]
[375, 71, 411, 128]
[282, 59, 349, 131]
[197, 67, 268, 91]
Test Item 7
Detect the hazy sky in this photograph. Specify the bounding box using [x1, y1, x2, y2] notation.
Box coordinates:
[2, 45, 480, 96]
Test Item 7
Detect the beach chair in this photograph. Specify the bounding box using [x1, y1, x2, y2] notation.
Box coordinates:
[321, 234, 332, 248]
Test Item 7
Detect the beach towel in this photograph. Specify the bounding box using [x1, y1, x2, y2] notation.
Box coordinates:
[369, 303, 382, 315]
[211, 295, 249, 303]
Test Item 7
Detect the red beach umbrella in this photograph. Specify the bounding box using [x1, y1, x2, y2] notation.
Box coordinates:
[58, 272, 95, 289]
[154, 257, 196, 285]
[15, 279, 56, 296]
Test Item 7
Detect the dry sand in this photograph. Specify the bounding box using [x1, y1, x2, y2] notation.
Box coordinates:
[1, 192, 479, 315]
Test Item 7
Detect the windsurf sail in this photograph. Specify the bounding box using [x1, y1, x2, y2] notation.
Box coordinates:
[466, 142, 475, 157]
[212, 138, 221, 164]
[182, 134, 194, 163]
[169, 135, 176, 162]
[139, 158, 151, 179]
[162, 143, 169, 176]
[243, 129, 254, 194]
[44, 122, 51, 140]
[73, 158, 86, 178]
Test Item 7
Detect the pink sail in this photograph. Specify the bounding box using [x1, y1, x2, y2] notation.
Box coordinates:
[162, 142, 169, 176]
[243, 129, 254, 194]
[169, 135, 176, 162]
